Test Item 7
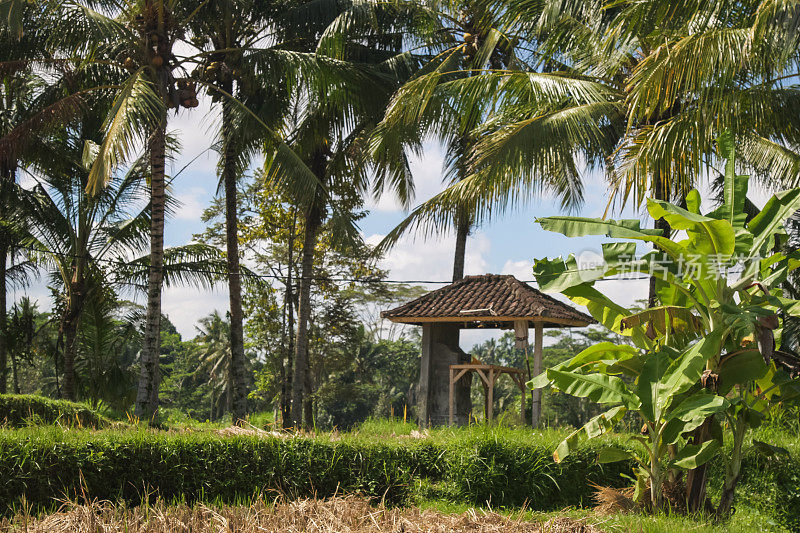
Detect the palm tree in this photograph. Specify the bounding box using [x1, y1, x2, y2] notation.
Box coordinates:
[76, 297, 140, 410]
[380, 0, 800, 252]
[193, 310, 235, 419]
[264, 1, 421, 429]
[325, 0, 585, 280]
[0, 6, 59, 393]
[183, 0, 314, 423]
[17, 111, 224, 400]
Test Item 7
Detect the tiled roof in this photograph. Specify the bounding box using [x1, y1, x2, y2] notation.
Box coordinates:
[381, 274, 595, 328]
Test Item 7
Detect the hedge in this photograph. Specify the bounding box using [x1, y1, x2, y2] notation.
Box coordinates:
[0, 395, 111, 429]
[1, 427, 795, 529]
[0, 428, 631, 514]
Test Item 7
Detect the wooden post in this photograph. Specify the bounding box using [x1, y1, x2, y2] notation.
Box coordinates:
[532, 322, 544, 428]
[448, 367, 455, 426]
[519, 375, 525, 425]
[487, 368, 494, 424]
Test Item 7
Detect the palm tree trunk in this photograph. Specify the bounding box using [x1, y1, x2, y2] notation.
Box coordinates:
[648, 171, 670, 306]
[0, 162, 15, 394]
[291, 197, 321, 429]
[452, 210, 470, 282]
[281, 220, 295, 428]
[0, 240, 6, 395]
[135, 118, 167, 420]
[221, 99, 248, 423]
[61, 308, 80, 401]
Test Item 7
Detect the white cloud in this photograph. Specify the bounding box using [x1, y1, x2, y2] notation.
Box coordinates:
[500, 259, 534, 281]
[174, 186, 209, 221]
[161, 284, 229, 339]
[367, 229, 490, 283]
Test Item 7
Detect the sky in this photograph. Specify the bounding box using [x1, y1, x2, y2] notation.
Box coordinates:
[13, 97, 776, 350]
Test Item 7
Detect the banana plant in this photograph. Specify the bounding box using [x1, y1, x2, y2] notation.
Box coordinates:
[530, 133, 800, 515]
[530, 335, 729, 510]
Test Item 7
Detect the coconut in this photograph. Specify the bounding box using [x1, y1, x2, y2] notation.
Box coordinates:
[151, 55, 164, 68]
[123, 57, 135, 70]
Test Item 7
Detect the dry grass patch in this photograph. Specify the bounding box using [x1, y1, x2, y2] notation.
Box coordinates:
[0, 496, 604, 532]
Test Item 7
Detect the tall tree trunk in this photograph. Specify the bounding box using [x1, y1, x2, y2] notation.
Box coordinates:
[135, 117, 167, 421]
[61, 308, 80, 401]
[291, 202, 320, 428]
[648, 172, 670, 306]
[221, 97, 248, 423]
[0, 239, 6, 395]
[281, 218, 295, 429]
[452, 210, 470, 282]
[60, 280, 85, 402]
[0, 162, 15, 394]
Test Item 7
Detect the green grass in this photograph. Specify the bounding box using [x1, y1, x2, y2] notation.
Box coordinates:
[0, 394, 113, 429]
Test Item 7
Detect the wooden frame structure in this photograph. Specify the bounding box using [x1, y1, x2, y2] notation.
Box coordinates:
[449, 363, 526, 425]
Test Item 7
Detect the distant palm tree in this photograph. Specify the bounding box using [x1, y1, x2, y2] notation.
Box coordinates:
[193, 311, 237, 418]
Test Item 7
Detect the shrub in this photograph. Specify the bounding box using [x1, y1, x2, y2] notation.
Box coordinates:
[0, 395, 111, 429]
[0, 427, 631, 514]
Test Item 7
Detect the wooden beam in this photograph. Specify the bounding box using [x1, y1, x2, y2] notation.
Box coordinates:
[452, 368, 470, 384]
[474, 368, 490, 388]
[532, 322, 544, 428]
[487, 368, 494, 424]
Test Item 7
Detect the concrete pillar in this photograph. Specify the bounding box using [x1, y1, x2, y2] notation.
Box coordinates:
[418, 323, 471, 426]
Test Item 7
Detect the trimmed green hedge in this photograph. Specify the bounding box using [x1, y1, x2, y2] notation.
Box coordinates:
[1, 426, 795, 529]
[0, 395, 111, 429]
[0, 428, 630, 513]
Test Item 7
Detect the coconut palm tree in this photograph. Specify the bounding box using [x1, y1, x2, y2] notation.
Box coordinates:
[324, 0, 586, 280]
[264, 1, 422, 429]
[183, 0, 324, 423]
[380, 0, 800, 247]
[16, 109, 224, 400]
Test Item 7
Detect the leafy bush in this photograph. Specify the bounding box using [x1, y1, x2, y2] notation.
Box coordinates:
[444, 436, 631, 508]
[0, 395, 111, 429]
[0, 427, 631, 514]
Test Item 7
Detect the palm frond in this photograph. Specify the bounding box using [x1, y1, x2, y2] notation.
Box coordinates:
[86, 69, 164, 196]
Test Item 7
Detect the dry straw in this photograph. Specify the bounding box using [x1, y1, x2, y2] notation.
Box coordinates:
[0, 495, 603, 532]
